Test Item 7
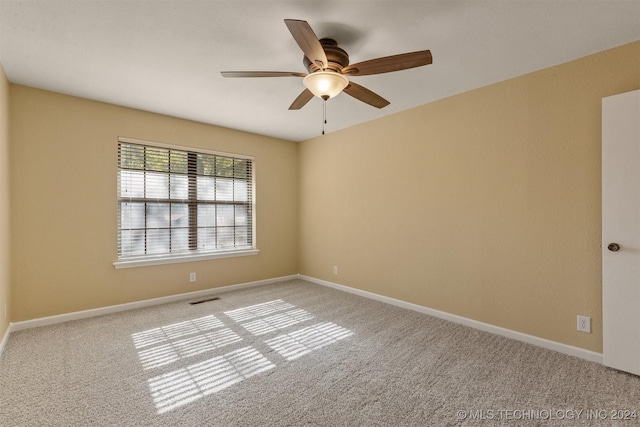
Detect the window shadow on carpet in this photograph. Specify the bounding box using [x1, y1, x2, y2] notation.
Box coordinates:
[131, 299, 353, 414]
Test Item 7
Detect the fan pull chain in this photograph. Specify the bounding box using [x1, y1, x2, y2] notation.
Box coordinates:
[322, 99, 327, 135]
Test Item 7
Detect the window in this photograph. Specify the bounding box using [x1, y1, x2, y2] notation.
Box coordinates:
[115, 138, 256, 268]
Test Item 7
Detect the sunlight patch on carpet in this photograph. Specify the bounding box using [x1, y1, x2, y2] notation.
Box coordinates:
[265, 322, 353, 361]
[148, 346, 275, 414]
[132, 315, 226, 349]
[132, 315, 242, 369]
[239, 308, 314, 336]
[133, 299, 354, 414]
[137, 328, 243, 369]
[224, 299, 295, 322]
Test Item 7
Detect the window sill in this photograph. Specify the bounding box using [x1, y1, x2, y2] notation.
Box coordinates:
[113, 249, 259, 269]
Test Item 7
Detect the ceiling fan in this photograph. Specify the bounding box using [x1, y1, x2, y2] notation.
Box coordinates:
[221, 19, 432, 110]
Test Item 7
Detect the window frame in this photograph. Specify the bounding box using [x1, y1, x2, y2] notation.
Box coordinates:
[113, 137, 258, 269]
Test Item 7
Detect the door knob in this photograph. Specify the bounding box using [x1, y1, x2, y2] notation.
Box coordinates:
[608, 243, 620, 252]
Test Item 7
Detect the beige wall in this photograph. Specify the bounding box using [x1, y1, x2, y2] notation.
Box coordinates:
[0, 64, 10, 338]
[299, 41, 640, 353]
[9, 86, 298, 321]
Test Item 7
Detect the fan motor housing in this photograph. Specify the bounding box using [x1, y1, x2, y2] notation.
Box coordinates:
[304, 38, 349, 73]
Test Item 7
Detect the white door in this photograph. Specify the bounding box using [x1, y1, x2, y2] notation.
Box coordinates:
[602, 89, 640, 376]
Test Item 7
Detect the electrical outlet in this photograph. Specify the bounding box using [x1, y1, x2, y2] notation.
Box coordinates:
[333, 266, 338, 275]
[189, 272, 196, 283]
[577, 315, 591, 333]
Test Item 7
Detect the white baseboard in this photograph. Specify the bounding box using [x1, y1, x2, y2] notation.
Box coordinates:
[9, 275, 298, 333]
[300, 275, 603, 364]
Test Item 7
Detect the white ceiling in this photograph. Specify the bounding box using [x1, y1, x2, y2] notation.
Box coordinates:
[0, 1, 638, 142]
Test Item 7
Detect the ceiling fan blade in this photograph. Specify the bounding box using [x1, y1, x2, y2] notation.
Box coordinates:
[221, 71, 306, 78]
[284, 19, 328, 69]
[343, 82, 390, 109]
[341, 50, 432, 76]
[289, 89, 314, 110]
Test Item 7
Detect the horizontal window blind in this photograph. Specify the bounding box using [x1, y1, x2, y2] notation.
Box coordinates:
[117, 141, 254, 260]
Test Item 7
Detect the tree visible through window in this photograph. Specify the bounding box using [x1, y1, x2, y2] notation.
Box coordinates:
[117, 140, 254, 260]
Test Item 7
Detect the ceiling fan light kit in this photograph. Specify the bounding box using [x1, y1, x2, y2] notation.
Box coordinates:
[303, 71, 349, 100]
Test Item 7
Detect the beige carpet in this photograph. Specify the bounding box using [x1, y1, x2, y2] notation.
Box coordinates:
[1, 279, 639, 426]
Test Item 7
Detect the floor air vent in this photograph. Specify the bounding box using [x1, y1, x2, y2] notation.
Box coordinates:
[189, 296, 221, 305]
